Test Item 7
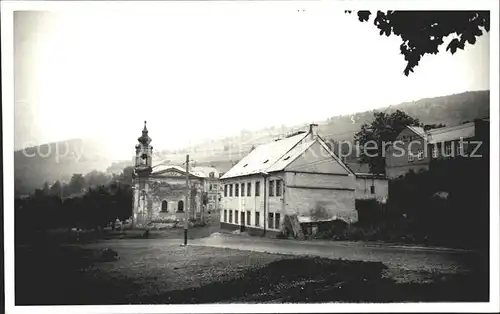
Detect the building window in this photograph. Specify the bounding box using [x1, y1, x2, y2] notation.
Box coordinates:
[370, 185, 375, 194]
[269, 180, 275, 196]
[224, 210, 227, 222]
[268, 213, 274, 229]
[161, 200, 168, 212]
[247, 182, 252, 197]
[255, 181, 261, 196]
[229, 184, 233, 197]
[209, 172, 215, 178]
[408, 151, 414, 162]
[235, 210, 239, 224]
[255, 212, 260, 226]
[432, 146, 439, 158]
[177, 200, 184, 212]
[276, 180, 282, 197]
[224, 185, 228, 197]
[445, 143, 452, 156]
[275, 213, 281, 230]
[235, 183, 239, 197]
[229, 210, 233, 223]
[417, 149, 424, 160]
[457, 141, 464, 156]
[209, 184, 213, 191]
[241, 183, 245, 197]
[247, 211, 251, 226]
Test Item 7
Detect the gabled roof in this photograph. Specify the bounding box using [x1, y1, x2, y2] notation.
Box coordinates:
[400, 122, 480, 145]
[221, 127, 355, 179]
[151, 165, 207, 178]
[346, 162, 370, 174]
[426, 122, 475, 144]
[407, 126, 426, 139]
[190, 166, 219, 178]
[220, 132, 309, 179]
[265, 140, 316, 173]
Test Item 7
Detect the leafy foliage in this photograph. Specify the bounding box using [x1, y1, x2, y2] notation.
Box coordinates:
[354, 110, 421, 174]
[16, 182, 133, 234]
[386, 155, 489, 249]
[347, 11, 490, 75]
[15, 166, 135, 239]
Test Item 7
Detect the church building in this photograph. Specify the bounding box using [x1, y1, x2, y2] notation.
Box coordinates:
[131, 122, 219, 229]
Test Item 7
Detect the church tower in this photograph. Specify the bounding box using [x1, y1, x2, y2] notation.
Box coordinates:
[132, 121, 153, 229]
[134, 121, 153, 176]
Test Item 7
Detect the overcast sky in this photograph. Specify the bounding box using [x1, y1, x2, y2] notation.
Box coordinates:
[14, 4, 490, 157]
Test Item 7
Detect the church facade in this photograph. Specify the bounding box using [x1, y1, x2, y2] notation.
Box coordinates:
[131, 122, 218, 229]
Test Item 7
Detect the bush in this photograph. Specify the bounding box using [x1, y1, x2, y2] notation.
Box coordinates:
[312, 220, 349, 240]
[355, 199, 388, 225]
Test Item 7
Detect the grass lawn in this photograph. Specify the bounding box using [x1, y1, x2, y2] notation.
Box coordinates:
[15, 239, 488, 304]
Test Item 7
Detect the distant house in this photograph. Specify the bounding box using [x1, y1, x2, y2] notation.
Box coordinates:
[219, 124, 358, 237]
[346, 162, 389, 202]
[354, 173, 389, 203]
[190, 166, 222, 211]
[385, 119, 489, 179]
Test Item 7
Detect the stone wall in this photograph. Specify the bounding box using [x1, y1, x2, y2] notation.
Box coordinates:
[132, 176, 206, 228]
[148, 178, 203, 221]
[355, 177, 389, 202]
[285, 187, 358, 224]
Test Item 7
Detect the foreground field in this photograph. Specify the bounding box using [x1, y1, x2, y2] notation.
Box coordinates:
[16, 237, 488, 304]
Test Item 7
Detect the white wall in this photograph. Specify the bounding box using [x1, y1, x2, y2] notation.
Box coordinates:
[220, 174, 267, 227]
[355, 176, 389, 202]
[284, 172, 357, 223]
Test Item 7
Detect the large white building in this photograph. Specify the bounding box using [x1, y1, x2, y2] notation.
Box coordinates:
[219, 124, 358, 237]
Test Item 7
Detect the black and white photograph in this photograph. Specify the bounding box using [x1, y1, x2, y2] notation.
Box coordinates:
[2, 0, 499, 312]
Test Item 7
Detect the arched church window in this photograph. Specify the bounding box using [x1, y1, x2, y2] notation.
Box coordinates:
[161, 200, 168, 212]
[177, 200, 184, 212]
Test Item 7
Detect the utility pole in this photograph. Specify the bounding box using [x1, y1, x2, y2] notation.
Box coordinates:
[184, 154, 190, 245]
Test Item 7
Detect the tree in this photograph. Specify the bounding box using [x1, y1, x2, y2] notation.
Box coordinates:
[49, 180, 62, 197]
[42, 182, 50, 196]
[355, 110, 420, 174]
[347, 11, 490, 75]
[68, 173, 86, 195]
[120, 166, 134, 186]
[84, 170, 111, 188]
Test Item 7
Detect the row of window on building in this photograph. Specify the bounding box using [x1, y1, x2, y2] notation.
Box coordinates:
[223, 180, 283, 198]
[223, 209, 281, 229]
[408, 142, 465, 162]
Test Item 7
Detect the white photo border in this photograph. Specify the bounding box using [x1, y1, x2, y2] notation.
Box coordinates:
[2, 0, 499, 313]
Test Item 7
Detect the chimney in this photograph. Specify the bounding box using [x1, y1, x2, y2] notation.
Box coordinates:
[309, 123, 319, 139]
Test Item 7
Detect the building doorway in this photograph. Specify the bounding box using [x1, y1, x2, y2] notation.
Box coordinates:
[177, 200, 184, 212]
[240, 211, 246, 232]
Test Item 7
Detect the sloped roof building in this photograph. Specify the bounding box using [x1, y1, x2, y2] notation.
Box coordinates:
[220, 124, 358, 237]
[386, 119, 489, 179]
